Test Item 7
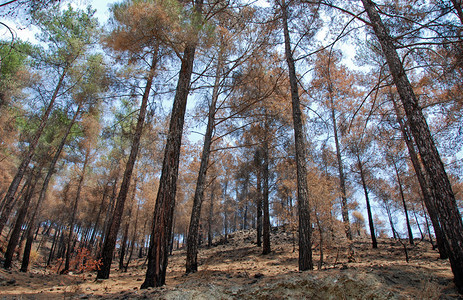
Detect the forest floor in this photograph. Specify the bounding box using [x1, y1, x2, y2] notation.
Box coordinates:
[0, 227, 461, 299]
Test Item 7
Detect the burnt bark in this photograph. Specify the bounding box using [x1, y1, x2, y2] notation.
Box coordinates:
[281, 0, 313, 271]
[125, 200, 140, 271]
[207, 184, 215, 248]
[3, 167, 39, 269]
[391, 158, 414, 245]
[47, 225, 61, 266]
[391, 95, 448, 258]
[63, 150, 89, 273]
[254, 149, 262, 247]
[119, 178, 138, 272]
[88, 183, 109, 252]
[329, 96, 352, 240]
[362, 0, 463, 291]
[185, 45, 221, 274]
[141, 1, 203, 287]
[383, 199, 397, 239]
[356, 153, 377, 249]
[99, 177, 119, 252]
[262, 120, 271, 255]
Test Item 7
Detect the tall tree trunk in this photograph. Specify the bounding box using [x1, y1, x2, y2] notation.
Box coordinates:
[254, 149, 262, 247]
[329, 96, 352, 240]
[281, 0, 313, 271]
[47, 225, 60, 266]
[356, 153, 377, 248]
[391, 158, 414, 245]
[391, 94, 448, 258]
[89, 183, 109, 252]
[99, 176, 119, 252]
[142, 1, 203, 287]
[98, 50, 158, 279]
[384, 199, 397, 239]
[119, 178, 138, 272]
[362, 3, 463, 289]
[262, 119, 271, 255]
[207, 185, 215, 248]
[223, 179, 229, 241]
[185, 46, 222, 274]
[413, 210, 425, 241]
[0, 70, 67, 236]
[20, 222, 35, 272]
[315, 212, 323, 270]
[63, 150, 89, 273]
[3, 167, 39, 269]
[125, 200, 140, 272]
[422, 202, 435, 247]
[20, 190, 49, 272]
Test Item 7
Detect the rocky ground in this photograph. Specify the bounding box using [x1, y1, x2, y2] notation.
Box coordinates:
[0, 228, 461, 299]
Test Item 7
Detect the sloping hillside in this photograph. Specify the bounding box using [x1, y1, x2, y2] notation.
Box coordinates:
[0, 228, 460, 299]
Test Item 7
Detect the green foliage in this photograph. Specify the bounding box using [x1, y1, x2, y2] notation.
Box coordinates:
[0, 40, 34, 106]
[70, 53, 111, 106]
[32, 4, 100, 68]
[0, 40, 32, 80]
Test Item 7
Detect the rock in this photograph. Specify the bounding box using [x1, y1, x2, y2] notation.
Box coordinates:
[6, 279, 16, 285]
[254, 273, 264, 279]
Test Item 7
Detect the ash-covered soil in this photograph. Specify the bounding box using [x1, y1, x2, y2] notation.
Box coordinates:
[1, 228, 461, 299]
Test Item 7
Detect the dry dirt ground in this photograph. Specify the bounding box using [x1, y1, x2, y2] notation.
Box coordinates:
[1, 228, 461, 299]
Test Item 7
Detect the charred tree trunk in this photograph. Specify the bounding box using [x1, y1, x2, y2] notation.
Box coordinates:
[89, 183, 109, 252]
[63, 150, 89, 274]
[20, 222, 35, 272]
[362, 0, 463, 293]
[315, 212, 323, 270]
[281, 0, 313, 271]
[391, 95, 448, 258]
[0, 70, 67, 236]
[47, 225, 61, 266]
[207, 184, 215, 248]
[391, 159, 414, 245]
[98, 49, 158, 279]
[141, 1, 203, 287]
[119, 178, 138, 272]
[99, 177, 118, 252]
[262, 120, 271, 255]
[423, 202, 435, 247]
[3, 167, 40, 269]
[330, 95, 352, 240]
[383, 199, 397, 239]
[413, 210, 424, 241]
[254, 150, 262, 248]
[363, 0, 463, 292]
[185, 46, 222, 274]
[223, 179, 229, 241]
[125, 200, 140, 272]
[356, 153, 377, 249]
